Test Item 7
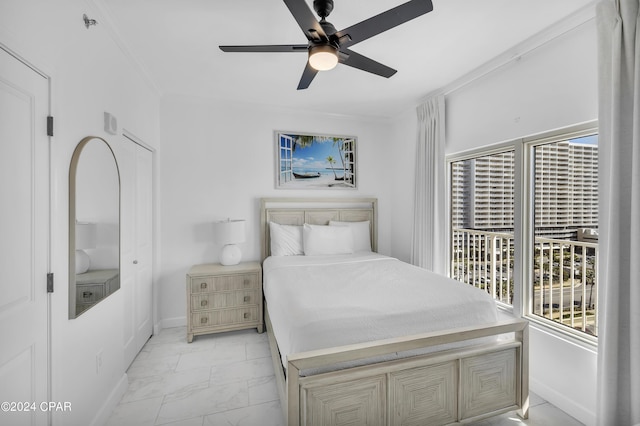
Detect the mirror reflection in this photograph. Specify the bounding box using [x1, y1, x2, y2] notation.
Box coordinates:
[69, 137, 120, 318]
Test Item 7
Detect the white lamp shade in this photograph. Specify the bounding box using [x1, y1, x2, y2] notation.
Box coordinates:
[214, 219, 245, 266]
[76, 222, 97, 249]
[214, 219, 246, 245]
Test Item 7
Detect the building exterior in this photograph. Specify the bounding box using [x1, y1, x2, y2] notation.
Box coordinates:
[452, 140, 598, 240]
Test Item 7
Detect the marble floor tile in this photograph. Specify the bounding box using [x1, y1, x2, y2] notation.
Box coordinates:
[175, 341, 246, 372]
[144, 326, 187, 346]
[157, 381, 248, 425]
[127, 354, 181, 380]
[121, 367, 211, 403]
[160, 416, 205, 426]
[104, 396, 164, 426]
[246, 339, 271, 360]
[247, 375, 279, 406]
[203, 400, 284, 426]
[209, 356, 274, 386]
[143, 338, 216, 360]
[106, 326, 583, 426]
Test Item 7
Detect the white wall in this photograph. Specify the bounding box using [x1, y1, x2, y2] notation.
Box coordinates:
[157, 95, 394, 326]
[445, 20, 598, 153]
[388, 111, 418, 263]
[389, 15, 599, 426]
[1, 1, 160, 425]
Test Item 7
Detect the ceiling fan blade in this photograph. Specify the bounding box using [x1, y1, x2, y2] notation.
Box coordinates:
[335, 0, 433, 49]
[219, 44, 308, 53]
[297, 62, 318, 90]
[283, 0, 327, 41]
[339, 49, 397, 78]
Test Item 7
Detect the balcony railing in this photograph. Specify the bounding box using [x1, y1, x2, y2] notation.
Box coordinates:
[451, 228, 598, 337]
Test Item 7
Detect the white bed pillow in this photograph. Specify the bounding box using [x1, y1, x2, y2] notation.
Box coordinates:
[269, 222, 303, 256]
[303, 223, 354, 256]
[329, 220, 372, 252]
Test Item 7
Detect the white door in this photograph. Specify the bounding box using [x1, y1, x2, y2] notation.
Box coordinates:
[0, 47, 50, 425]
[134, 143, 153, 352]
[120, 136, 153, 367]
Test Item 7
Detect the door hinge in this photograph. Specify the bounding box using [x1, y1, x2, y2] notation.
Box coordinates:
[47, 272, 54, 293]
[47, 116, 54, 136]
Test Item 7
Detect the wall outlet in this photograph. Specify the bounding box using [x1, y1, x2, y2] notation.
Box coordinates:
[96, 349, 103, 374]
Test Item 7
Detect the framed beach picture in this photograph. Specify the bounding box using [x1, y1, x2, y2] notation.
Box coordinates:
[275, 131, 357, 189]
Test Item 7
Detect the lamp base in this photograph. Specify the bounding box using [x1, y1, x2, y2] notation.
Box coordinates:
[75, 249, 91, 274]
[220, 244, 242, 266]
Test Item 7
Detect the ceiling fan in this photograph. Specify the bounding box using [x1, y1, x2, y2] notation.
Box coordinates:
[219, 0, 434, 90]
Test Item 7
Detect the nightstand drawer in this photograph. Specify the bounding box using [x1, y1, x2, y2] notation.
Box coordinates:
[76, 284, 105, 303]
[191, 290, 258, 310]
[190, 273, 259, 293]
[191, 306, 259, 329]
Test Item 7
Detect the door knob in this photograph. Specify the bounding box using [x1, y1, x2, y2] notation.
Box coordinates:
[133, 260, 138, 264]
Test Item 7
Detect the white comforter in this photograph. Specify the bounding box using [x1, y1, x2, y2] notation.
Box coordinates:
[263, 253, 498, 371]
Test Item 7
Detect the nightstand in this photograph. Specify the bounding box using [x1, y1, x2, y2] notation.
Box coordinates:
[76, 269, 120, 315]
[186, 261, 263, 343]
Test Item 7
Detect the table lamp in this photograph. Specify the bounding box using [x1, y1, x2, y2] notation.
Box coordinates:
[214, 219, 246, 266]
[75, 222, 97, 274]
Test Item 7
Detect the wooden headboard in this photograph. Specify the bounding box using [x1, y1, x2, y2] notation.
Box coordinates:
[260, 198, 378, 261]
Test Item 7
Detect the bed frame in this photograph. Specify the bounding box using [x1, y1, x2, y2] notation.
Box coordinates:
[260, 198, 529, 426]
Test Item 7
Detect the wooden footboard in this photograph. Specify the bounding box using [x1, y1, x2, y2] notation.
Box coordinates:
[266, 304, 529, 426]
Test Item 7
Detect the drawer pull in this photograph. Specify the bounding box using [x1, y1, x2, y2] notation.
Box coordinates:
[82, 291, 92, 298]
[243, 296, 250, 303]
[200, 282, 207, 290]
[201, 300, 208, 307]
[243, 279, 250, 287]
[200, 317, 208, 324]
[244, 312, 250, 319]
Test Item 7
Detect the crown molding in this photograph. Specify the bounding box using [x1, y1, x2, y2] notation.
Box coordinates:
[418, 0, 598, 104]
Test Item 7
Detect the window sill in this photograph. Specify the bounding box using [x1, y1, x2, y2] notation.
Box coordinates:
[525, 314, 598, 352]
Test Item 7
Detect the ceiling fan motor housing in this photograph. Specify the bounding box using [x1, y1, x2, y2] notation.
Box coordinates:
[314, 0, 334, 18]
[319, 20, 338, 38]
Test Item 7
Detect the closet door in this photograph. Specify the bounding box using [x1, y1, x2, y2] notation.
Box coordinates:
[134, 144, 153, 352]
[120, 136, 153, 367]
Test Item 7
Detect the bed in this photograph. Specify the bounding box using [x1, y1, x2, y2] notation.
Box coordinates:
[260, 198, 529, 426]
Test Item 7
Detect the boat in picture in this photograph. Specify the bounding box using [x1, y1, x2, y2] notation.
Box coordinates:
[293, 171, 321, 179]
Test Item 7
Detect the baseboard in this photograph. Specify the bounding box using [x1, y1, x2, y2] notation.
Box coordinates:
[159, 315, 186, 330]
[153, 320, 163, 337]
[531, 376, 596, 426]
[89, 373, 128, 426]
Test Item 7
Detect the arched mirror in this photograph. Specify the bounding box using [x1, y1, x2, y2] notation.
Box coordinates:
[69, 137, 120, 318]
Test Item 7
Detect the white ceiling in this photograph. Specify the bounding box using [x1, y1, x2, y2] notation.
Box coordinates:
[97, 0, 595, 119]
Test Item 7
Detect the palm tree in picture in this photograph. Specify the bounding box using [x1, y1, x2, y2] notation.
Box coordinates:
[292, 135, 315, 153]
[326, 155, 337, 179]
[332, 138, 345, 170]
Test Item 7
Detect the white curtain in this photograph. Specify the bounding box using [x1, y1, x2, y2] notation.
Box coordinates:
[596, 1, 640, 425]
[411, 95, 446, 273]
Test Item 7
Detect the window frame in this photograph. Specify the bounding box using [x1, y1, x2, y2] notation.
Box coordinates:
[446, 120, 598, 348]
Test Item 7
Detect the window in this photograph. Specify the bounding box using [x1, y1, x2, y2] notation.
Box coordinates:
[450, 151, 515, 306]
[448, 126, 598, 340]
[279, 134, 293, 183]
[531, 135, 598, 336]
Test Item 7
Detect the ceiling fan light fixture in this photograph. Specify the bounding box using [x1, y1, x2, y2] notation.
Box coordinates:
[308, 45, 338, 71]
